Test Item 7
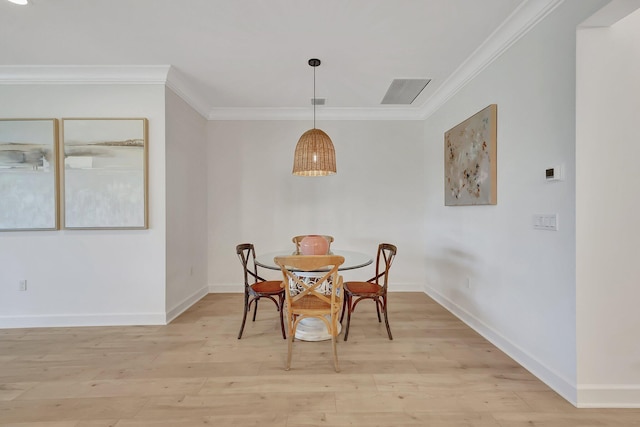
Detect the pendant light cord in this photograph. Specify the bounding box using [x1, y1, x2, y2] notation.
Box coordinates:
[308, 58, 321, 129]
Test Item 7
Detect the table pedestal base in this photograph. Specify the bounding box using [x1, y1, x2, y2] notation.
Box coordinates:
[295, 316, 342, 341]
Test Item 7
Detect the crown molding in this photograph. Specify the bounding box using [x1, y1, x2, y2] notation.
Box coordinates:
[165, 67, 210, 119]
[417, 0, 564, 120]
[0, 64, 213, 119]
[0, 65, 171, 84]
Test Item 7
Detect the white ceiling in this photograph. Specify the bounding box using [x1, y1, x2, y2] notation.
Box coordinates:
[0, 0, 564, 119]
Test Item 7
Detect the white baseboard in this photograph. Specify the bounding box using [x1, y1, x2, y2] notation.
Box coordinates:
[424, 285, 578, 406]
[0, 285, 210, 328]
[166, 286, 209, 323]
[577, 385, 640, 408]
[0, 286, 211, 329]
[0, 313, 166, 329]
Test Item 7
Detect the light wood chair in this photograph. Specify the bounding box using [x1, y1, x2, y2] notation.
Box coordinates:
[340, 243, 397, 341]
[236, 243, 286, 340]
[274, 255, 345, 372]
[292, 235, 334, 254]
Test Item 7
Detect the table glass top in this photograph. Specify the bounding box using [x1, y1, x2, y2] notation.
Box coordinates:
[255, 249, 373, 271]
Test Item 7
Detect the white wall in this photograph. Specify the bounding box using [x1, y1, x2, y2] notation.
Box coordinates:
[576, 8, 640, 407]
[207, 120, 426, 291]
[422, 0, 606, 405]
[0, 84, 167, 327]
[165, 87, 209, 321]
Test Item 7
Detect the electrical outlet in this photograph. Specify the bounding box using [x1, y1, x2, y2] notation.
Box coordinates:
[18, 280, 27, 291]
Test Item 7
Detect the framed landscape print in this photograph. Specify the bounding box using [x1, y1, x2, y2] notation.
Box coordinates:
[444, 104, 497, 206]
[0, 119, 59, 231]
[61, 118, 148, 229]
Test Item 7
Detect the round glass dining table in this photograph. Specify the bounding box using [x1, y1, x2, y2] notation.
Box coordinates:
[255, 249, 373, 341]
[255, 249, 372, 272]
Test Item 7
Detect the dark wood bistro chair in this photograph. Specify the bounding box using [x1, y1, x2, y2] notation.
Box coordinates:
[340, 243, 397, 341]
[274, 255, 345, 372]
[236, 243, 286, 339]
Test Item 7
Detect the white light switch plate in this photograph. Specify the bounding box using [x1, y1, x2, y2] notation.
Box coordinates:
[533, 214, 558, 231]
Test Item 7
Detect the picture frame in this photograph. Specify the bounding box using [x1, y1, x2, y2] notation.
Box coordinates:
[444, 104, 497, 206]
[61, 118, 148, 229]
[0, 118, 59, 231]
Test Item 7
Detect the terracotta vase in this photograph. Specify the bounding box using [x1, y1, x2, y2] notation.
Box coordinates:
[299, 235, 329, 255]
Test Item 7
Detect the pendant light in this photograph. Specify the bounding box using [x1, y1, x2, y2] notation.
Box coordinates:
[292, 58, 336, 176]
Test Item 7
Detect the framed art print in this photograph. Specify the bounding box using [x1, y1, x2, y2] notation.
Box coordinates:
[0, 119, 59, 231]
[61, 118, 148, 229]
[444, 104, 497, 206]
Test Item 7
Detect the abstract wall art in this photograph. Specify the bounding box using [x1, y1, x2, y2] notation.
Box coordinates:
[61, 118, 148, 229]
[0, 119, 59, 231]
[444, 104, 497, 206]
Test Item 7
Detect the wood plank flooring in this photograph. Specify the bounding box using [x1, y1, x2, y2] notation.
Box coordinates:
[1, 292, 639, 426]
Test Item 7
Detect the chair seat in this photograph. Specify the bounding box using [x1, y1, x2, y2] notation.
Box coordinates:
[250, 280, 283, 294]
[291, 295, 332, 311]
[344, 281, 383, 295]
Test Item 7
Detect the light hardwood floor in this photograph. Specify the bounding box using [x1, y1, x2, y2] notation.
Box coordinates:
[1, 292, 639, 426]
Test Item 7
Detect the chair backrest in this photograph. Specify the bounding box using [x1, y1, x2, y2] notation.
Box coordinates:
[236, 243, 264, 287]
[291, 235, 334, 254]
[274, 255, 345, 309]
[370, 243, 397, 289]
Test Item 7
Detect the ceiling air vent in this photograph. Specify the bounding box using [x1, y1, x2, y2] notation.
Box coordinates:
[381, 79, 431, 105]
[311, 97, 326, 105]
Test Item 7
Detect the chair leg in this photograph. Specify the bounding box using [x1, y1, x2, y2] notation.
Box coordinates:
[252, 299, 259, 321]
[340, 294, 347, 323]
[382, 295, 393, 340]
[375, 297, 382, 322]
[331, 333, 340, 372]
[237, 293, 249, 339]
[286, 316, 295, 371]
[343, 295, 352, 341]
[286, 334, 294, 371]
[278, 295, 286, 340]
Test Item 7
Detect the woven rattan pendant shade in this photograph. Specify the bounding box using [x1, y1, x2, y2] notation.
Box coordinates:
[292, 58, 336, 176]
[292, 128, 336, 176]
